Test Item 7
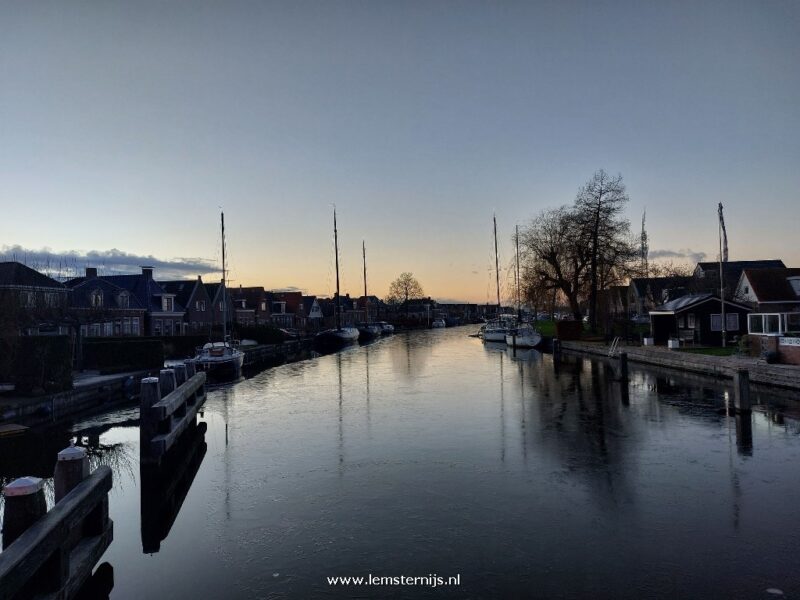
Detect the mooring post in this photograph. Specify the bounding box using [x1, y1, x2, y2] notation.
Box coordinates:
[159, 368, 176, 397]
[140, 377, 161, 462]
[174, 364, 187, 387]
[2, 476, 47, 549]
[734, 368, 751, 413]
[54, 442, 90, 503]
[553, 338, 562, 362]
[184, 359, 198, 404]
[619, 352, 629, 381]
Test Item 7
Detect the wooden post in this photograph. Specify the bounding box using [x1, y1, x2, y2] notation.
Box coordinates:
[2, 476, 47, 549]
[159, 369, 176, 397]
[184, 360, 197, 405]
[734, 368, 751, 413]
[140, 377, 161, 463]
[54, 442, 89, 503]
[174, 364, 187, 387]
[618, 352, 629, 381]
[552, 338, 562, 362]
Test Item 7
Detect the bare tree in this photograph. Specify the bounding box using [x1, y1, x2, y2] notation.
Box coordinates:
[518, 207, 590, 320]
[574, 170, 632, 330]
[387, 272, 424, 307]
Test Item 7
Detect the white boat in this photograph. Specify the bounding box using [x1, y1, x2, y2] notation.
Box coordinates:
[357, 242, 382, 342]
[505, 325, 542, 348]
[194, 212, 244, 382]
[483, 214, 510, 344]
[315, 208, 359, 350]
[376, 321, 394, 334]
[431, 319, 446, 328]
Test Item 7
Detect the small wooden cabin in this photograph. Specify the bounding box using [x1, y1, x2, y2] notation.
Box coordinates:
[649, 293, 752, 346]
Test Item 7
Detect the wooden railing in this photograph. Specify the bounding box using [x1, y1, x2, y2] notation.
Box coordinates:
[139, 360, 207, 465]
[0, 448, 113, 600]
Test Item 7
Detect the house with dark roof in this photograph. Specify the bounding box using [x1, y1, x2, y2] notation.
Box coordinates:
[160, 276, 214, 334]
[302, 296, 323, 330]
[0, 261, 70, 335]
[66, 268, 147, 337]
[649, 293, 752, 346]
[628, 276, 692, 319]
[68, 267, 186, 336]
[204, 282, 234, 330]
[232, 286, 269, 326]
[693, 260, 786, 296]
[735, 268, 800, 313]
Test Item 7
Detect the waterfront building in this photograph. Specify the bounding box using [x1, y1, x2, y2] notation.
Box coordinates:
[0, 261, 70, 335]
[735, 268, 800, 312]
[649, 293, 752, 346]
[233, 286, 270, 326]
[693, 259, 785, 297]
[628, 276, 692, 320]
[159, 276, 214, 334]
[204, 282, 234, 331]
[302, 296, 324, 330]
[67, 268, 147, 337]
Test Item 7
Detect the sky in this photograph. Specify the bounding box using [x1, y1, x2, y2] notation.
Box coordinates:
[1, 1, 798, 303]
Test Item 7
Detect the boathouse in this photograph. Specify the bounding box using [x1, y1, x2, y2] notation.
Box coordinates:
[649, 293, 752, 346]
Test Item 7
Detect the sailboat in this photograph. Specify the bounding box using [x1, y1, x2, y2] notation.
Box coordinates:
[506, 224, 542, 349]
[356, 241, 382, 341]
[195, 212, 245, 382]
[315, 208, 360, 348]
[483, 214, 514, 343]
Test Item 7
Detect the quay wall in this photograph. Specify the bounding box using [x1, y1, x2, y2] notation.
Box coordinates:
[560, 341, 800, 391]
[0, 371, 150, 427]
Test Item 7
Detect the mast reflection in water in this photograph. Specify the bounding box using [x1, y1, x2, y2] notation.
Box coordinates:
[4, 328, 800, 599]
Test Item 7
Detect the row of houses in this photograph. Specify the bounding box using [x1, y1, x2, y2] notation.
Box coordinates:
[1, 262, 492, 339]
[598, 259, 800, 353]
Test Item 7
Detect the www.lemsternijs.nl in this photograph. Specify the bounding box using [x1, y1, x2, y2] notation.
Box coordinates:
[327, 574, 461, 588]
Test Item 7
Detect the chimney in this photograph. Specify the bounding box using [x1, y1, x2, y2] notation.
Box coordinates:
[141, 266, 153, 280]
[85, 267, 97, 279]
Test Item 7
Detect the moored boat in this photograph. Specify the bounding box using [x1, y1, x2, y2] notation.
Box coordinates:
[505, 325, 542, 348]
[431, 319, 446, 328]
[376, 321, 394, 334]
[357, 322, 382, 341]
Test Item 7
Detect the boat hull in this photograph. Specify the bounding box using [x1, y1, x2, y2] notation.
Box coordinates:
[315, 328, 360, 350]
[195, 352, 244, 383]
[483, 330, 508, 343]
[505, 331, 542, 348]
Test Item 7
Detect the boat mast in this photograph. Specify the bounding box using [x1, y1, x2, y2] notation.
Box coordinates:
[493, 214, 501, 317]
[221, 211, 228, 342]
[515, 224, 521, 320]
[334, 207, 342, 331]
[363, 240, 369, 324]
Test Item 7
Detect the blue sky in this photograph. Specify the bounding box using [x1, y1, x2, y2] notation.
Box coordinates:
[2, 1, 798, 302]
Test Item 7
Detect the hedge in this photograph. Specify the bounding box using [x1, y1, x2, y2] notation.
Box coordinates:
[82, 338, 164, 372]
[13, 336, 73, 395]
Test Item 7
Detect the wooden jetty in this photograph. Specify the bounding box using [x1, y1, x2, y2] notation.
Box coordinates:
[0, 446, 113, 600]
[139, 360, 207, 465]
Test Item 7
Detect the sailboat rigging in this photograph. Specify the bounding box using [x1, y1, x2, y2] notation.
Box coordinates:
[195, 211, 245, 381]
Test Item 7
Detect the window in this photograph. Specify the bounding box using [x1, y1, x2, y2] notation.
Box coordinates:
[19, 291, 35, 308]
[240, 300, 246, 308]
[687, 314, 696, 329]
[196, 300, 206, 311]
[164, 320, 173, 336]
[748, 314, 764, 334]
[766, 314, 781, 334]
[711, 314, 722, 331]
[89, 323, 101, 337]
[219, 302, 224, 312]
[789, 278, 800, 296]
[261, 301, 266, 311]
[104, 322, 113, 337]
[162, 297, 174, 312]
[118, 293, 129, 308]
[132, 318, 140, 336]
[154, 320, 162, 336]
[743, 286, 749, 295]
[123, 318, 131, 335]
[787, 313, 800, 333]
[726, 313, 739, 331]
[90, 290, 103, 308]
[114, 321, 121, 336]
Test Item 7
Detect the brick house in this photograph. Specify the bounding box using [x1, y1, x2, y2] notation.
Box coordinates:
[159, 276, 214, 334]
[204, 282, 234, 330]
[232, 286, 270, 326]
[66, 268, 147, 337]
[73, 267, 186, 336]
[0, 261, 71, 335]
[735, 268, 800, 313]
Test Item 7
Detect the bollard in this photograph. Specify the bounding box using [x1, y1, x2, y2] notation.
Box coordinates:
[159, 369, 176, 397]
[2, 476, 47, 549]
[184, 359, 196, 378]
[140, 377, 161, 462]
[619, 352, 629, 381]
[734, 368, 751, 413]
[552, 338, 562, 361]
[174, 364, 187, 387]
[54, 441, 90, 503]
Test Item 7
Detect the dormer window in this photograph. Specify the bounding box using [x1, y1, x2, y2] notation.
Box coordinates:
[118, 292, 129, 308]
[90, 290, 103, 308]
[162, 296, 174, 312]
[260, 301, 266, 311]
[789, 277, 800, 297]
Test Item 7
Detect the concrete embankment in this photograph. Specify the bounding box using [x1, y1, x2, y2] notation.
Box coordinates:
[560, 341, 800, 391]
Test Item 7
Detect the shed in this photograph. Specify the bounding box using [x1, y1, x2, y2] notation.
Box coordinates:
[649, 293, 752, 346]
